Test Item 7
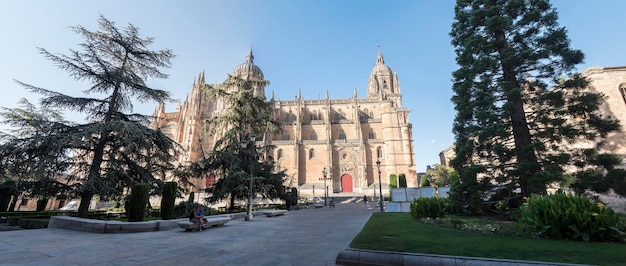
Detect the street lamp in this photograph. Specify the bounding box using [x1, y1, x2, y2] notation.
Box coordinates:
[376, 159, 383, 212]
[241, 133, 263, 221]
[319, 167, 330, 206]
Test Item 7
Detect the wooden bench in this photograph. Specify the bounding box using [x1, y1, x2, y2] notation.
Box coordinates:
[177, 216, 231, 231]
[261, 210, 288, 217]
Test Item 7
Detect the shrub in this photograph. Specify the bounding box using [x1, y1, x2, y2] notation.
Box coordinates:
[398, 174, 407, 188]
[519, 190, 626, 242]
[174, 201, 196, 219]
[389, 174, 397, 192]
[160, 182, 177, 220]
[128, 183, 150, 222]
[410, 197, 448, 219]
[19, 218, 49, 229]
[420, 176, 431, 187]
[173, 201, 217, 219]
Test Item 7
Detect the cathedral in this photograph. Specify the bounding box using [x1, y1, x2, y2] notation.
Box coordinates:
[151, 47, 417, 197]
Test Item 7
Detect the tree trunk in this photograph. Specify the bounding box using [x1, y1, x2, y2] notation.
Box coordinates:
[228, 193, 235, 212]
[8, 195, 18, 212]
[78, 134, 108, 218]
[77, 192, 93, 217]
[496, 31, 541, 197]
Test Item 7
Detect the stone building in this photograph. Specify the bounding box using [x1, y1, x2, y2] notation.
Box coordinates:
[439, 65, 626, 167]
[151, 47, 417, 196]
[581, 66, 626, 159]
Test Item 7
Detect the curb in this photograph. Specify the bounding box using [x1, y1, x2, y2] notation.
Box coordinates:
[336, 248, 586, 266]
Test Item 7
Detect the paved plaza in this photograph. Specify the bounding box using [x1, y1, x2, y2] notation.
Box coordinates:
[0, 200, 377, 266]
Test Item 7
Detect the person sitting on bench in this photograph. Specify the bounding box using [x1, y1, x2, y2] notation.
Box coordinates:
[189, 204, 206, 231]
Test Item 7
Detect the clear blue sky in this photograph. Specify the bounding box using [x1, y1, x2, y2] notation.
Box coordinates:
[1, 1, 625, 173]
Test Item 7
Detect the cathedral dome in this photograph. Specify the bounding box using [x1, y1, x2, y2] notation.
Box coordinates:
[232, 49, 264, 79]
[370, 62, 392, 78]
[369, 46, 392, 77]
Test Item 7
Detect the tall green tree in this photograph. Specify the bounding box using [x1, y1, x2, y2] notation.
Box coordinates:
[425, 164, 457, 187]
[0, 100, 73, 209]
[184, 75, 285, 210]
[8, 16, 178, 217]
[450, 0, 622, 211]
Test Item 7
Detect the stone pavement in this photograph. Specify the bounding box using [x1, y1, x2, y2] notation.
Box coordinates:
[0, 200, 377, 266]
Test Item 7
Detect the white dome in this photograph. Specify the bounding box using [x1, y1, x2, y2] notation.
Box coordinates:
[232, 49, 264, 79]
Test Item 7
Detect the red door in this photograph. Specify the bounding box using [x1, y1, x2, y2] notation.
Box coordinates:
[341, 174, 353, 192]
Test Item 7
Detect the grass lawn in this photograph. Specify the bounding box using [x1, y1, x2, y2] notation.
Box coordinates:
[351, 213, 626, 266]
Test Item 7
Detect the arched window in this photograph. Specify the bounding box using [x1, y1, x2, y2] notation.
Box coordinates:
[282, 134, 290, 140]
[310, 132, 317, 140]
[277, 149, 283, 160]
[310, 110, 318, 120]
[309, 149, 315, 159]
[368, 131, 376, 139]
[370, 111, 374, 118]
[362, 108, 370, 120]
[377, 147, 383, 159]
[285, 111, 296, 123]
[339, 131, 346, 140]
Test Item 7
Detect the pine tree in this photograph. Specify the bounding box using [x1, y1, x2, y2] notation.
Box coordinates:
[7, 16, 177, 217]
[449, 0, 622, 211]
[0, 100, 73, 209]
[181, 75, 285, 210]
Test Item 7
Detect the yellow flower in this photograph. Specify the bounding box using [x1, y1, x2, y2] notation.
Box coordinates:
[597, 202, 605, 209]
[592, 213, 599, 220]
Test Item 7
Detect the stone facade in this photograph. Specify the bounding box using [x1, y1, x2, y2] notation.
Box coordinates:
[439, 65, 626, 167]
[151, 48, 417, 196]
[580, 66, 626, 160]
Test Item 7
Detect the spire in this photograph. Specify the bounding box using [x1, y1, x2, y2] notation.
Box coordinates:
[157, 101, 165, 113]
[326, 89, 329, 99]
[298, 88, 301, 98]
[271, 90, 275, 100]
[353, 87, 357, 97]
[246, 47, 254, 64]
[376, 44, 384, 64]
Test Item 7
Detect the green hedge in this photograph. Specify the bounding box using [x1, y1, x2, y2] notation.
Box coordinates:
[389, 174, 397, 191]
[410, 197, 448, 219]
[128, 183, 150, 222]
[399, 174, 407, 188]
[160, 182, 177, 220]
[7, 215, 51, 229]
[19, 218, 49, 229]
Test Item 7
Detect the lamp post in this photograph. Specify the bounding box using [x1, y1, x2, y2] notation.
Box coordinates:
[241, 133, 263, 221]
[376, 159, 383, 212]
[319, 167, 330, 206]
